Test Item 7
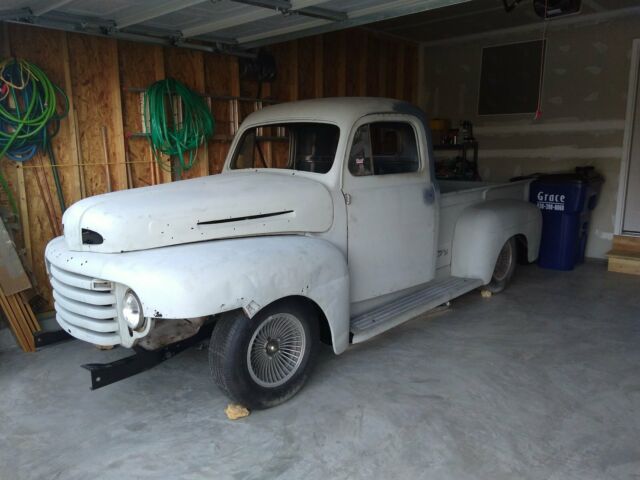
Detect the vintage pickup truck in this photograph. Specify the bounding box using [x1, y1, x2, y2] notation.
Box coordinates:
[45, 98, 541, 409]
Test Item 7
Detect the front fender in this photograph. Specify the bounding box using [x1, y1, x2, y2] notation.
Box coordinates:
[451, 200, 541, 284]
[46, 235, 350, 353]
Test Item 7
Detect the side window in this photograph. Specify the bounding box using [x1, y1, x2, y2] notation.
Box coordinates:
[348, 125, 374, 176]
[348, 122, 420, 176]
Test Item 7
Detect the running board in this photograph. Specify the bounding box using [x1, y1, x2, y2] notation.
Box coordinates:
[350, 276, 483, 344]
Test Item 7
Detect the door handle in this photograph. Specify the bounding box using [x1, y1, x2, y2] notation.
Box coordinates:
[424, 186, 435, 205]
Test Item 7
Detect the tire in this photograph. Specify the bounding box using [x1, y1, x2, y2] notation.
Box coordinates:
[485, 237, 517, 294]
[209, 299, 319, 410]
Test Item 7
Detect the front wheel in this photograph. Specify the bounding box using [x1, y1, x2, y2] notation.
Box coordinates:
[209, 300, 319, 410]
[485, 237, 517, 294]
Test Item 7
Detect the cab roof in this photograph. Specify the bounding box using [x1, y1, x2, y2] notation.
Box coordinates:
[242, 97, 427, 128]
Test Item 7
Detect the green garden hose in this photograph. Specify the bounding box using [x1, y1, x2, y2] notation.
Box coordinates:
[143, 78, 215, 177]
[0, 58, 69, 217]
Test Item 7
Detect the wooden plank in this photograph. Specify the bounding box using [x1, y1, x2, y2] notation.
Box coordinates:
[0, 286, 35, 352]
[270, 41, 298, 102]
[164, 46, 209, 180]
[15, 163, 32, 271]
[607, 256, 640, 276]
[10, 26, 79, 214]
[322, 32, 339, 98]
[20, 291, 40, 332]
[314, 36, 323, 98]
[404, 44, 418, 103]
[345, 30, 359, 96]
[612, 234, 640, 253]
[378, 37, 388, 97]
[395, 43, 405, 100]
[337, 31, 346, 97]
[204, 53, 237, 174]
[357, 31, 368, 97]
[60, 32, 82, 204]
[68, 33, 128, 197]
[118, 41, 164, 189]
[0, 24, 22, 264]
[0, 218, 31, 295]
[297, 39, 314, 100]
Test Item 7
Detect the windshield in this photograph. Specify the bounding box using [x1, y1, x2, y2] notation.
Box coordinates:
[230, 123, 340, 174]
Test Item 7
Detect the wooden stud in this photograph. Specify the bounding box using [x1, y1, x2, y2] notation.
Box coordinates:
[314, 36, 324, 98]
[357, 32, 368, 97]
[378, 38, 388, 97]
[337, 31, 347, 97]
[73, 110, 87, 199]
[61, 32, 82, 204]
[395, 44, 406, 100]
[101, 126, 113, 192]
[15, 164, 32, 270]
[163, 46, 209, 180]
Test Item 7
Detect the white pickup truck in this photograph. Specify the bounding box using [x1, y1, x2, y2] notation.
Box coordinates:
[45, 98, 541, 409]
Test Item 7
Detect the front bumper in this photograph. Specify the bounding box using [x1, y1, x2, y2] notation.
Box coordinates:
[45, 238, 153, 347]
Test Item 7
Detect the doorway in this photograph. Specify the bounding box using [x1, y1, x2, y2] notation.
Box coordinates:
[618, 39, 640, 235]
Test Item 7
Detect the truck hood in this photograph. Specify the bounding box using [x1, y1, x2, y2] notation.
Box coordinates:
[62, 171, 333, 253]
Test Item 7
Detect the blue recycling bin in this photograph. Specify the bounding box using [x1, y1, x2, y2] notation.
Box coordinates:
[530, 167, 603, 270]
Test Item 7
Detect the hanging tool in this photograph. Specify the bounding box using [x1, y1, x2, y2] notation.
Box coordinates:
[143, 78, 215, 178]
[0, 58, 69, 216]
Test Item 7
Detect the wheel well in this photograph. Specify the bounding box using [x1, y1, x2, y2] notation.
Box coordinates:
[515, 234, 529, 264]
[261, 296, 333, 347]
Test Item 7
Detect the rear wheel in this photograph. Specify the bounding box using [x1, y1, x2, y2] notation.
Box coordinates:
[485, 237, 517, 293]
[209, 299, 319, 410]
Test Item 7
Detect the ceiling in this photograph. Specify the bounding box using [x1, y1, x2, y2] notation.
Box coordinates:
[370, 0, 640, 44]
[0, 0, 472, 55]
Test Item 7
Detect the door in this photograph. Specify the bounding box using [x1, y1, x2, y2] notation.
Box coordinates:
[622, 46, 640, 234]
[343, 115, 438, 303]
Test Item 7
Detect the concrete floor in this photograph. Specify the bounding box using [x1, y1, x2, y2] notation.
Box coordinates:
[1, 262, 639, 480]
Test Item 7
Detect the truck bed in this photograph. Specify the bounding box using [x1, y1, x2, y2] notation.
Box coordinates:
[436, 179, 532, 271]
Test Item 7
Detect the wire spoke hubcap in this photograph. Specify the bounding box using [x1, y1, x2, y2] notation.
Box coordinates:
[247, 313, 306, 388]
[493, 241, 514, 282]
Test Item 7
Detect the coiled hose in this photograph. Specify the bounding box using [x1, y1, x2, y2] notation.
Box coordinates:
[143, 78, 215, 177]
[0, 58, 69, 216]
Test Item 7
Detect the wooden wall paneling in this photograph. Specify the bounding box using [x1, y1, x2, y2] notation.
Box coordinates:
[204, 53, 237, 174]
[270, 42, 298, 102]
[68, 34, 128, 197]
[314, 36, 323, 98]
[337, 31, 346, 96]
[322, 32, 339, 97]
[378, 37, 388, 97]
[345, 30, 360, 96]
[60, 33, 82, 202]
[118, 41, 165, 188]
[365, 33, 381, 97]
[297, 39, 315, 100]
[395, 43, 406, 100]
[404, 44, 418, 103]
[385, 43, 398, 99]
[0, 23, 26, 268]
[357, 31, 368, 96]
[164, 47, 209, 180]
[5, 25, 76, 301]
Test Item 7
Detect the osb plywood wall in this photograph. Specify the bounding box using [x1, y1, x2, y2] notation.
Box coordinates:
[422, 15, 639, 259]
[0, 23, 418, 312]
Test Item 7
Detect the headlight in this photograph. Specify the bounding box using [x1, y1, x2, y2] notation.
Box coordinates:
[122, 291, 144, 331]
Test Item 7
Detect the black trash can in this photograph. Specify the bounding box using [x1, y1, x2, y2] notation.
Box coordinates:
[530, 167, 603, 270]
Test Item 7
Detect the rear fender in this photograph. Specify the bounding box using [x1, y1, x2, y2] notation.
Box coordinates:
[451, 200, 541, 284]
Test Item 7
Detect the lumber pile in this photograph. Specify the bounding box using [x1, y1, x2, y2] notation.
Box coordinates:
[0, 289, 39, 352]
[0, 218, 40, 352]
[607, 235, 640, 276]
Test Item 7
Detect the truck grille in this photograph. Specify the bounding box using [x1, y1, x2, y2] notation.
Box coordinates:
[49, 264, 120, 345]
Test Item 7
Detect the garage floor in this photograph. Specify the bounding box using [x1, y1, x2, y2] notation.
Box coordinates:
[1, 262, 639, 480]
